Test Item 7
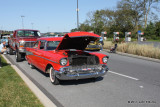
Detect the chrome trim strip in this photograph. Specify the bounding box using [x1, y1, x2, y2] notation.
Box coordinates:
[28, 53, 58, 64]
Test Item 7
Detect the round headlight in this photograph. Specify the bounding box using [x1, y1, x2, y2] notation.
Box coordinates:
[60, 58, 67, 66]
[102, 57, 108, 63]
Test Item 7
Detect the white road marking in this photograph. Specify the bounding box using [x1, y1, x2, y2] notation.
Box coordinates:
[108, 70, 139, 81]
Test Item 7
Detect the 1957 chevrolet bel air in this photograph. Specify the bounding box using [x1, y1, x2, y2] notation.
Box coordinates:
[26, 32, 109, 85]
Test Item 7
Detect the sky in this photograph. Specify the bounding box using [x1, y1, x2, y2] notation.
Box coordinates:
[0, 0, 120, 33]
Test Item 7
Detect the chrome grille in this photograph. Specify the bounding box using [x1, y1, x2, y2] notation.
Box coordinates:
[24, 42, 35, 47]
[67, 65, 102, 75]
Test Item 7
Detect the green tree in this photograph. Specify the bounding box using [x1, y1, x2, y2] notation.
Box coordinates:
[155, 21, 160, 37]
[79, 23, 93, 32]
[70, 28, 78, 32]
[118, 0, 144, 36]
[70, 0, 160, 40]
[144, 22, 156, 39]
[90, 10, 105, 34]
[143, 0, 160, 28]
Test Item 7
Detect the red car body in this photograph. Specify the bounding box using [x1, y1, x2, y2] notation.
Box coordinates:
[26, 32, 109, 84]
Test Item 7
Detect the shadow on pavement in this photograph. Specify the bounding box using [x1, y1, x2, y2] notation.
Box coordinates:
[34, 67, 49, 77]
[60, 77, 104, 85]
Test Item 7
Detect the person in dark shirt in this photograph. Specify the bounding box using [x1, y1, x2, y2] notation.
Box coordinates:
[110, 43, 118, 53]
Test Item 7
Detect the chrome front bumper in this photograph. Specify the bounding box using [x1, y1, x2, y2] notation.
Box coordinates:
[55, 64, 109, 80]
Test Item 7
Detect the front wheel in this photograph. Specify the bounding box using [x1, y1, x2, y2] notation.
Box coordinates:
[15, 50, 22, 62]
[49, 67, 60, 85]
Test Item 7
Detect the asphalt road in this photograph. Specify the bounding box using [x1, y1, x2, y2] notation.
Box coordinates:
[5, 51, 160, 107]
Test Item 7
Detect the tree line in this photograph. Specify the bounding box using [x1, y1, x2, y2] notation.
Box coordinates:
[71, 0, 160, 40]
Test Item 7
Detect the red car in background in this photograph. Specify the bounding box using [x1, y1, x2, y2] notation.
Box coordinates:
[26, 32, 109, 85]
[8, 29, 41, 62]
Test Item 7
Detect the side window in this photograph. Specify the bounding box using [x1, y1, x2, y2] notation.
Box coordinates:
[33, 41, 39, 48]
[39, 41, 45, 49]
[46, 41, 60, 50]
[17, 31, 24, 37]
[25, 31, 34, 36]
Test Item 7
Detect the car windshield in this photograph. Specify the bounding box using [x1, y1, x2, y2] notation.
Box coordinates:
[17, 30, 41, 37]
[46, 41, 60, 50]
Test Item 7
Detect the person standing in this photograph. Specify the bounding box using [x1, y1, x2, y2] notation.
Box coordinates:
[0, 41, 7, 68]
[99, 37, 104, 51]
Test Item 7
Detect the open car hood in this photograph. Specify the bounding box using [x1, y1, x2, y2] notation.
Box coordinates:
[56, 32, 100, 50]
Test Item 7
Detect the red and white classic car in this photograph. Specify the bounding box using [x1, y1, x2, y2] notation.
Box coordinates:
[26, 32, 109, 84]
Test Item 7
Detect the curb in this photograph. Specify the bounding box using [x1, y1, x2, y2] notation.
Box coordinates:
[2, 55, 57, 107]
[105, 49, 160, 63]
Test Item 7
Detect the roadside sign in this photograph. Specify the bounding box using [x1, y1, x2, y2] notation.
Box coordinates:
[128, 32, 131, 34]
[138, 31, 141, 34]
[102, 31, 107, 34]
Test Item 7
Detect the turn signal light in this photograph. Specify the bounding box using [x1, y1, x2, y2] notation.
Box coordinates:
[20, 45, 24, 47]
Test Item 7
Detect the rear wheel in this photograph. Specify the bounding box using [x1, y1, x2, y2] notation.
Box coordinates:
[15, 50, 21, 62]
[49, 67, 60, 85]
[9, 47, 14, 55]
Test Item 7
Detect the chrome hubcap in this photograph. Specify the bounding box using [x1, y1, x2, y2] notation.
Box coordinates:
[50, 67, 55, 82]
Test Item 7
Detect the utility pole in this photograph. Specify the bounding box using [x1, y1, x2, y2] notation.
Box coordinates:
[21, 15, 25, 29]
[76, 0, 79, 30]
[48, 27, 50, 33]
[0, 26, 3, 38]
[31, 23, 34, 29]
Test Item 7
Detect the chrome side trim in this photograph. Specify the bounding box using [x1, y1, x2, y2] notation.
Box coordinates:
[28, 54, 58, 64]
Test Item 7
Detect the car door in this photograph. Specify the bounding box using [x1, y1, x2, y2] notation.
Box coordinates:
[29, 40, 39, 67]
[34, 40, 46, 71]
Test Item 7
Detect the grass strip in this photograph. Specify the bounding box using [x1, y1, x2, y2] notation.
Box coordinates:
[0, 55, 44, 107]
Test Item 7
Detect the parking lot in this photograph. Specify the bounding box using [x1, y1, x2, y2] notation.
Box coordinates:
[4, 50, 160, 107]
